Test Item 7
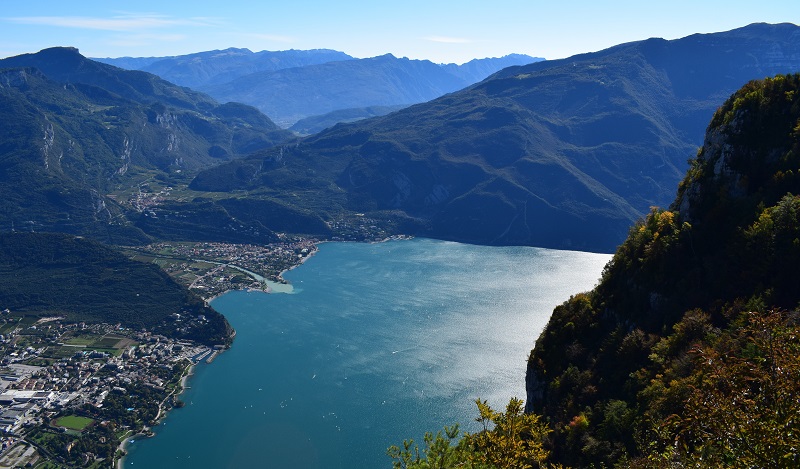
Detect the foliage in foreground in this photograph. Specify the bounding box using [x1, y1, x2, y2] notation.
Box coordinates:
[388, 398, 566, 469]
[630, 309, 800, 469]
[524, 74, 800, 467]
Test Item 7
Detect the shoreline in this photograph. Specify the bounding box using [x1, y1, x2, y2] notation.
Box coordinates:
[114, 236, 409, 467]
[204, 242, 322, 302]
[115, 430, 147, 469]
[115, 360, 197, 469]
[274, 241, 320, 284]
[272, 235, 410, 284]
[204, 236, 414, 303]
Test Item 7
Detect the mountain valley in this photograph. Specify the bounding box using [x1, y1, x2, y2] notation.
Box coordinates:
[1, 20, 800, 468]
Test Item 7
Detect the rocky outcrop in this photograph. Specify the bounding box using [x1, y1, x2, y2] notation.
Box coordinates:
[525, 73, 800, 467]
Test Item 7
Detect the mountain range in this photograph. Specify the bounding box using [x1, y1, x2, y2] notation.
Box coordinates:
[2, 22, 799, 469]
[0, 47, 293, 244]
[99, 49, 540, 127]
[1, 23, 799, 253]
[190, 22, 800, 252]
[95, 47, 354, 90]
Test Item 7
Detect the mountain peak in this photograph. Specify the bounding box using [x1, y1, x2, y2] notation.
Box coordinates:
[220, 47, 253, 53]
[25, 46, 85, 61]
[35, 46, 81, 55]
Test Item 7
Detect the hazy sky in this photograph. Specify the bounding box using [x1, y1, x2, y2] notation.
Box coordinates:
[0, 1, 797, 63]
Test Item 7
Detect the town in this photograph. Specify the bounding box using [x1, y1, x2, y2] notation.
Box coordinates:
[0, 239, 325, 468]
[0, 233, 414, 468]
[0, 314, 219, 468]
[122, 237, 319, 299]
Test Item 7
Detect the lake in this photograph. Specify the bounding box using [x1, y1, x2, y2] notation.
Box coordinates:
[124, 238, 611, 468]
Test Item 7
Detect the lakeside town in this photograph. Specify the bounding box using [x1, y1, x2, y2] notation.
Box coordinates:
[0, 229, 413, 468]
[124, 237, 320, 299]
[122, 218, 407, 300]
[0, 314, 217, 468]
[0, 238, 320, 468]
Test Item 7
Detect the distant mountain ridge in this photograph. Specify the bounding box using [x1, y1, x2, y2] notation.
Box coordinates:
[98, 48, 542, 127]
[190, 23, 800, 252]
[440, 53, 540, 83]
[289, 105, 408, 135]
[202, 53, 542, 127]
[95, 47, 354, 89]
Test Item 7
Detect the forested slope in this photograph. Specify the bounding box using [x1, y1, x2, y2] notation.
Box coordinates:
[526, 74, 800, 467]
[0, 232, 232, 346]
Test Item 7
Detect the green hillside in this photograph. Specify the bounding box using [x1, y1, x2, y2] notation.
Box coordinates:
[0, 232, 232, 346]
[526, 74, 800, 467]
[0, 48, 294, 244]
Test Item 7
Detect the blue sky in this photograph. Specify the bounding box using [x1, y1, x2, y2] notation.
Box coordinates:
[0, 0, 797, 63]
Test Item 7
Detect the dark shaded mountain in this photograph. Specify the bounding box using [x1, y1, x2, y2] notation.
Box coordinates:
[202, 53, 540, 126]
[0, 47, 293, 244]
[525, 74, 800, 466]
[289, 104, 407, 135]
[3, 47, 232, 112]
[0, 232, 232, 345]
[191, 23, 800, 252]
[95, 47, 354, 90]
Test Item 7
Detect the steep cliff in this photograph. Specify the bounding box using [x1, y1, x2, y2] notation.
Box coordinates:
[526, 74, 800, 467]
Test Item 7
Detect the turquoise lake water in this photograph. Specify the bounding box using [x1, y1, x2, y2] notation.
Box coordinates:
[124, 238, 611, 468]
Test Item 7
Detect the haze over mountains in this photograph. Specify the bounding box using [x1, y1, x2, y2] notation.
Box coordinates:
[0, 23, 798, 253]
[98, 50, 541, 127]
[191, 23, 800, 251]
[96, 48, 354, 90]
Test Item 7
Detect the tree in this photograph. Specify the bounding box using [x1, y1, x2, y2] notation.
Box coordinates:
[636, 310, 800, 468]
[465, 398, 552, 469]
[388, 398, 565, 469]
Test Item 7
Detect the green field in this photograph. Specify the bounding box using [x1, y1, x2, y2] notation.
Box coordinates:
[33, 461, 62, 469]
[93, 336, 122, 348]
[63, 336, 94, 346]
[54, 415, 94, 431]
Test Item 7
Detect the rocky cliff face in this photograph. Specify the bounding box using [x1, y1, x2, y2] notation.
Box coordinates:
[0, 48, 293, 244]
[675, 73, 800, 222]
[525, 73, 800, 467]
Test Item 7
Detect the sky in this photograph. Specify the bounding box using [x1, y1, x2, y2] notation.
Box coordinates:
[0, 0, 798, 64]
